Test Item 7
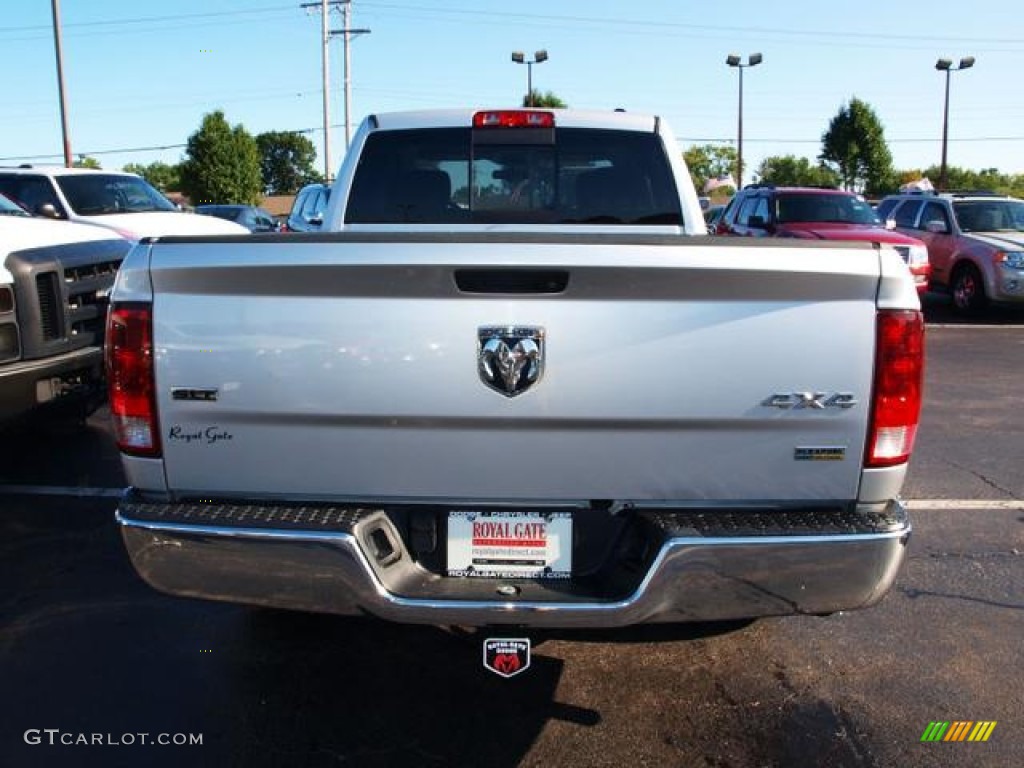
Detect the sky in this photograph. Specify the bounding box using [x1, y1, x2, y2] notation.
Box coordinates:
[3, 0, 1023, 185]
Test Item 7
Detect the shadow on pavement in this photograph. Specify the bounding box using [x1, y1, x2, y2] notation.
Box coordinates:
[922, 291, 1024, 325]
[0, 406, 124, 489]
[0, 496, 839, 768]
[2, 494, 561, 767]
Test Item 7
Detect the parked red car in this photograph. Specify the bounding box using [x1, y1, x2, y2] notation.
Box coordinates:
[716, 186, 931, 295]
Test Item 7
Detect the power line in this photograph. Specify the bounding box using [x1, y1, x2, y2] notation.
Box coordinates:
[679, 136, 1024, 145]
[359, 2, 1024, 47]
[3, 2, 1022, 50]
[0, 4, 295, 33]
[0, 124, 336, 163]
[0, 143, 188, 162]
[5, 131, 1023, 165]
[0, 7, 300, 45]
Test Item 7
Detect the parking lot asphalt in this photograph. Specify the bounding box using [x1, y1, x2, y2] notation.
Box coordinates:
[2, 494, 1020, 768]
[1, 302, 1022, 768]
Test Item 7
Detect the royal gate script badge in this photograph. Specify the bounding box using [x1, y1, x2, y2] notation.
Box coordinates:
[483, 638, 531, 678]
[478, 326, 545, 397]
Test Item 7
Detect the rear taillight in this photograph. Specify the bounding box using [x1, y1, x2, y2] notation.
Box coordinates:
[105, 303, 160, 457]
[866, 310, 924, 467]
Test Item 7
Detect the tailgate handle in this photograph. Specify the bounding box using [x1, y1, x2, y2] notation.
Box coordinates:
[454, 269, 568, 294]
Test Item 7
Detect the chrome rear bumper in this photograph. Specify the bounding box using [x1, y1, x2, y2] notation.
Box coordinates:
[117, 498, 910, 628]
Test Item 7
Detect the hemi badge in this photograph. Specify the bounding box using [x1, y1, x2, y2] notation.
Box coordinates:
[171, 387, 219, 402]
[795, 446, 846, 461]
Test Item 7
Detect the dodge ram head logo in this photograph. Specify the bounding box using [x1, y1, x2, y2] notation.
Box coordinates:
[478, 326, 545, 397]
[483, 638, 531, 678]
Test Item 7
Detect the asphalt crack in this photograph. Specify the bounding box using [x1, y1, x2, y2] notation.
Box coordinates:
[906, 550, 1022, 561]
[945, 459, 1020, 499]
[899, 586, 1023, 611]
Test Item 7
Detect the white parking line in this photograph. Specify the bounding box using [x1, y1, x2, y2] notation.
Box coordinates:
[904, 499, 1024, 511]
[0, 485, 1020, 510]
[928, 324, 1023, 330]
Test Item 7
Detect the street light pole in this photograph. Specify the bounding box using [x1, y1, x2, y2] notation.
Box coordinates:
[935, 56, 975, 191]
[511, 50, 548, 107]
[726, 52, 762, 189]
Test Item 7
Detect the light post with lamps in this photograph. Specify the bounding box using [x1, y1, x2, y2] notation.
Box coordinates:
[935, 56, 974, 191]
[726, 52, 762, 189]
[512, 49, 548, 107]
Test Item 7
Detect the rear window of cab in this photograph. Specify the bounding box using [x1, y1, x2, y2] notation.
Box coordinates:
[344, 126, 683, 226]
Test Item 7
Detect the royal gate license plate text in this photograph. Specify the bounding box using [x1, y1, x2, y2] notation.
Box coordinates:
[447, 511, 572, 579]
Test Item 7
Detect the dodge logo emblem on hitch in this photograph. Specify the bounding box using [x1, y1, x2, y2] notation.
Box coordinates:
[483, 638, 531, 678]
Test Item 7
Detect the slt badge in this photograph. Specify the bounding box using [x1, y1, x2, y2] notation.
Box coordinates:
[478, 326, 545, 397]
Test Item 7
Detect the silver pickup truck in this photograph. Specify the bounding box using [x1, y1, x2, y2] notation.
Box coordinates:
[107, 109, 924, 628]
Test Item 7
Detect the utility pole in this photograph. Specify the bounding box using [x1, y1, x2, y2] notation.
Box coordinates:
[330, 1, 370, 150]
[301, 1, 343, 182]
[320, 0, 330, 182]
[51, 0, 73, 168]
[303, 1, 370, 177]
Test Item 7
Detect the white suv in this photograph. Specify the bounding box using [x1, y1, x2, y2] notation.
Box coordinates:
[0, 166, 248, 241]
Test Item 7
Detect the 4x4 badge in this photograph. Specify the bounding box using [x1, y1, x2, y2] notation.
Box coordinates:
[762, 392, 858, 410]
[478, 326, 545, 397]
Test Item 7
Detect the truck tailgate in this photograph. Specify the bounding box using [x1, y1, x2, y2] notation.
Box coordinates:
[148, 234, 880, 503]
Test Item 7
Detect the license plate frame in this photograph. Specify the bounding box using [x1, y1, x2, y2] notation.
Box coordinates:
[446, 510, 572, 579]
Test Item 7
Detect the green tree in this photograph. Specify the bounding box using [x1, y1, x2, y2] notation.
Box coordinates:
[123, 161, 181, 192]
[1004, 174, 1024, 198]
[820, 98, 893, 195]
[891, 166, 1024, 198]
[683, 144, 737, 194]
[522, 90, 567, 108]
[920, 165, 1007, 195]
[755, 155, 839, 187]
[179, 110, 262, 205]
[894, 168, 930, 190]
[255, 131, 323, 195]
[73, 155, 101, 169]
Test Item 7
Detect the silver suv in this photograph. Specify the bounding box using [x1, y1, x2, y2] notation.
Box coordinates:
[877, 191, 1024, 313]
